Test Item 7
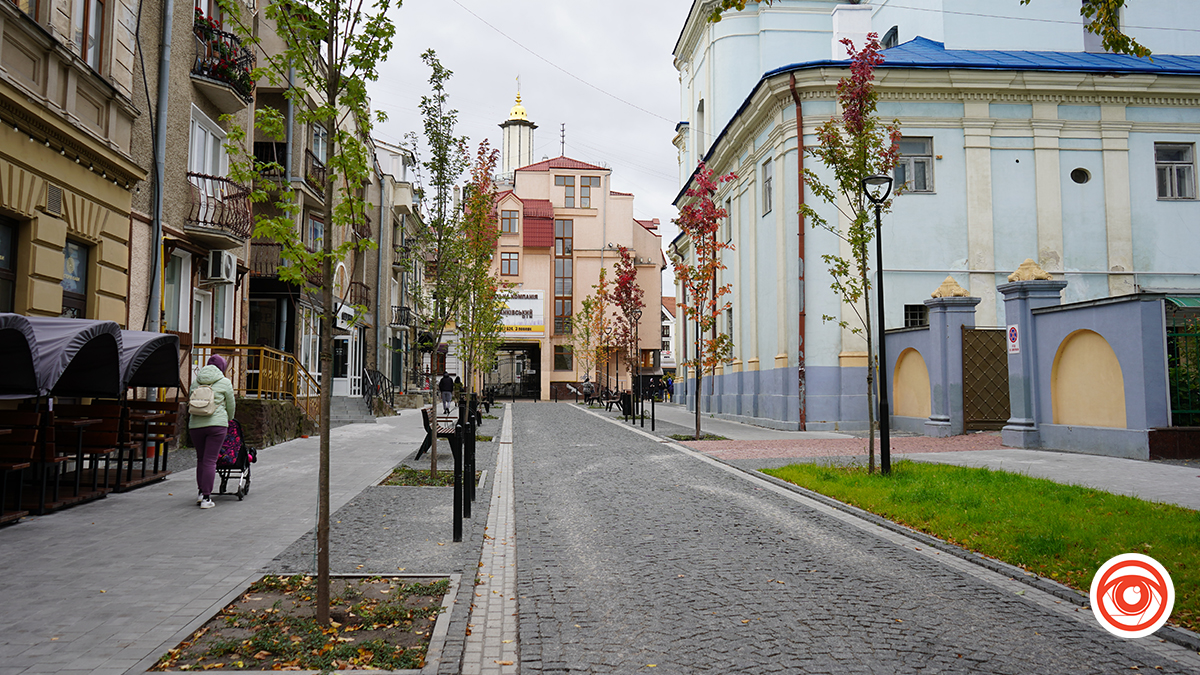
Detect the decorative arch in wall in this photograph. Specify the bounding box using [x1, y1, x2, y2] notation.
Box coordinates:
[893, 347, 931, 419]
[1051, 329, 1126, 428]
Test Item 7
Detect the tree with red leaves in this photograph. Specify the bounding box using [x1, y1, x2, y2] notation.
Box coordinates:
[801, 34, 901, 473]
[672, 162, 737, 440]
[611, 246, 645, 405]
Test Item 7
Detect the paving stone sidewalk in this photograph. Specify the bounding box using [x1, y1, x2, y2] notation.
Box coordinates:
[512, 402, 1200, 674]
[0, 408, 493, 675]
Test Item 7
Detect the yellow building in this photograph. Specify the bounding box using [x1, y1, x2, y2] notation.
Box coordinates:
[0, 0, 144, 322]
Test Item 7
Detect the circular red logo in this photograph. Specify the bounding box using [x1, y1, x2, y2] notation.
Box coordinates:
[1090, 553, 1174, 638]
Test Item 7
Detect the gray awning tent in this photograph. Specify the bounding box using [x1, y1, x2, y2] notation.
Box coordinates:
[25, 316, 124, 398]
[119, 330, 181, 390]
[0, 314, 181, 399]
[0, 313, 39, 397]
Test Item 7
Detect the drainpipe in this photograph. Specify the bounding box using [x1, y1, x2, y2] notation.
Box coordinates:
[790, 73, 807, 430]
[286, 68, 295, 183]
[148, 0, 174, 332]
[376, 157, 386, 374]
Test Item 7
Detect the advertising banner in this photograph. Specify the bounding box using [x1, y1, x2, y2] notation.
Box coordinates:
[500, 290, 545, 336]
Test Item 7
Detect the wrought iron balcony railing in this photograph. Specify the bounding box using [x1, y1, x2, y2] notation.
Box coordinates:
[348, 280, 370, 306]
[192, 20, 255, 103]
[391, 305, 412, 327]
[304, 149, 327, 193]
[253, 142, 287, 179]
[186, 173, 253, 239]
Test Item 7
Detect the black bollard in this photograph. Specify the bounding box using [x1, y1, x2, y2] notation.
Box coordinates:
[451, 422, 463, 543]
[651, 394, 655, 431]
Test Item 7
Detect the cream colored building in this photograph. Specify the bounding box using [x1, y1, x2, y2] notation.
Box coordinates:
[0, 0, 144, 323]
[484, 98, 665, 400]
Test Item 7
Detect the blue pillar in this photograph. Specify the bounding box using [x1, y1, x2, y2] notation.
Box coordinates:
[923, 295, 981, 437]
[998, 279, 1067, 448]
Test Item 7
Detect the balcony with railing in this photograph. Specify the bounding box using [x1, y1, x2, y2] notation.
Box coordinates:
[391, 305, 412, 327]
[186, 173, 253, 246]
[253, 141, 287, 179]
[192, 11, 255, 111]
[348, 280, 370, 306]
[304, 149, 327, 193]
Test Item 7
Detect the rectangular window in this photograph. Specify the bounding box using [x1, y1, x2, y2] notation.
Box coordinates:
[164, 254, 182, 330]
[761, 159, 773, 215]
[723, 198, 733, 242]
[554, 345, 573, 371]
[555, 175, 575, 208]
[904, 304, 929, 328]
[61, 240, 89, 318]
[501, 209, 519, 234]
[726, 307, 734, 339]
[895, 137, 934, 193]
[73, 0, 103, 70]
[0, 218, 15, 313]
[1156, 143, 1196, 200]
[188, 105, 226, 177]
[307, 215, 324, 248]
[214, 284, 231, 340]
[313, 125, 329, 163]
[554, 219, 573, 334]
[580, 176, 601, 208]
[662, 340, 671, 352]
[500, 251, 519, 276]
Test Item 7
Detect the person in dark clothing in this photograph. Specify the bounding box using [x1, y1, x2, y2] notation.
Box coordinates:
[438, 373, 454, 414]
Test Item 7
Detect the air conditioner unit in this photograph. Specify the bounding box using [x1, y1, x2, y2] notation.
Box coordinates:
[207, 249, 237, 284]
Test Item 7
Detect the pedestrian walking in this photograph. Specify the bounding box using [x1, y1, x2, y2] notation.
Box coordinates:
[666, 376, 674, 402]
[188, 354, 236, 510]
[438, 372, 454, 415]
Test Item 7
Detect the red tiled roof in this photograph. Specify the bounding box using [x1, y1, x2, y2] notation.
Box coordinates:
[522, 199, 554, 219]
[516, 156, 607, 173]
[662, 297, 676, 317]
[610, 190, 633, 196]
[635, 218, 660, 231]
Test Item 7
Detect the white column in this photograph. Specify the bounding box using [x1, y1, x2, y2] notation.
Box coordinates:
[1033, 103, 1064, 273]
[1101, 104, 1135, 296]
[964, 102, 997, 325]
[774, 147, 788, 370]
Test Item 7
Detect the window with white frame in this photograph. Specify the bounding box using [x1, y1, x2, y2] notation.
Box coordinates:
[189, 106, 226, 178]
[722, 198, 732, 242]
[214, 284, 234, 340]
[895, 137, 934, 193]
[761, 159, 773, 215]
[313, 125, 329, 164]
[1155, 143, 1196, 200]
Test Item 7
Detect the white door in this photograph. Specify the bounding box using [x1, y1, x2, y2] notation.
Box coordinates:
[349, 327, 363, 397]
[192, 289, 213, 345]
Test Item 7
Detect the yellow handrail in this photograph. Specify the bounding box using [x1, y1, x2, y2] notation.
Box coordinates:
[192, 344, 321, 424]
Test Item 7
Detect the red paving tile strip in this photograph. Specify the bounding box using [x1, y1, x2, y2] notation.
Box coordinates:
[683, 433, 1006, 461]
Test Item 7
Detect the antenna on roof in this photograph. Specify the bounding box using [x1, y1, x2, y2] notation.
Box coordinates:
[560, 123, 565, 156]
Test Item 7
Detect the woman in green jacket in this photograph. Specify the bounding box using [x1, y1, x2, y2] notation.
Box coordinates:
[189, 354, 236, 509]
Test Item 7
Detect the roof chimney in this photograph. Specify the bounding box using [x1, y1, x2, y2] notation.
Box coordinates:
[831, 3, 872, 60]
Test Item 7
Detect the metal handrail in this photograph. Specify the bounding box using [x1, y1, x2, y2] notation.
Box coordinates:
[391, 305, 412, 326]
[192, 22, 255, 101]
[363, 368, 393, 411]
[348, 280, 370, 306]
[192, 344, 321, 424]
[304, 149, 327, 192]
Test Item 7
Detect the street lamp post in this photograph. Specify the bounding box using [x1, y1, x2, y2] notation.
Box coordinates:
[633, 307, 643, 427]
[863, 173, 893, 475]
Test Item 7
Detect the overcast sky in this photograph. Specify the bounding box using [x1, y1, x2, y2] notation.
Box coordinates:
[370, 0, 696, 293]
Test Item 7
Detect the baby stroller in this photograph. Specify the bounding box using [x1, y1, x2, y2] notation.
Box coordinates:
[215, 419, 256, 500]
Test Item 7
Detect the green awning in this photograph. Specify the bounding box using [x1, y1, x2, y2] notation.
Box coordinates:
[1167, 297, 1200, 308]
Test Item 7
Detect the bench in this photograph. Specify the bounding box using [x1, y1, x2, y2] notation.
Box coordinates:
[0, 428, 29, 524]
[601, 393, 623, 412]
[415, 407, 458, 461]
[0, 409, 94, 515]
[50, 403, 124, 496]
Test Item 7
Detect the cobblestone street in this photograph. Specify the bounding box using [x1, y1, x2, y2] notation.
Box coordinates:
[511, 403, 1200, 674]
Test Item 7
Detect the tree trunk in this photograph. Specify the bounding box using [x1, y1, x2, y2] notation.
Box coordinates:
[694, 366, 702, 440]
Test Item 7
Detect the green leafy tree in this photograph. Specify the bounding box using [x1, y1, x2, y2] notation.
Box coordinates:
[671, 162, 737, 440]
[800, 35, 900, 473]
[708, 0, 1148, 57]
[455, 140, 507, 397]
[568, 295, 601, 390]
[219, 0, 397, 626]
[405, 49, 471, 478]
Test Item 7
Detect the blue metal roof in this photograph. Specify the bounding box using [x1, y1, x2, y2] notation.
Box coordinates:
[862, 36, 1200, 76]
[675, 38, 1200, 205]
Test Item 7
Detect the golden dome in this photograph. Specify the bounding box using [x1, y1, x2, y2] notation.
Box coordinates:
[509, 93, 527, 121]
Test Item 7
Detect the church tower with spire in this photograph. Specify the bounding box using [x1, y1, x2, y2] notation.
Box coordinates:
[500, 92, 537, 179]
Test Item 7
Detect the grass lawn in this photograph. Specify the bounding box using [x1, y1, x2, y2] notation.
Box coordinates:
[381, 466, 481, 487]
[669, 433, 729, 441]
[762, 460, 1200, 633]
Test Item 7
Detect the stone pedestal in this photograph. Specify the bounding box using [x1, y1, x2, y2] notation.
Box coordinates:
[923, 295, 981, 437]
[998, 278, 1067, 448]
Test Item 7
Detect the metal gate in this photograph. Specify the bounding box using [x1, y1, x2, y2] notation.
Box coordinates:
[962, 326, 1010, 430]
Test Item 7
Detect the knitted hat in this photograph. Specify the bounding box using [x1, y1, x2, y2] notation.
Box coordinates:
[207, 354, 227, 372]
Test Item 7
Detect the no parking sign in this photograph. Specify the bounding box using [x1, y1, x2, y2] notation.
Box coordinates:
[1007, 325, 1020, 354]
